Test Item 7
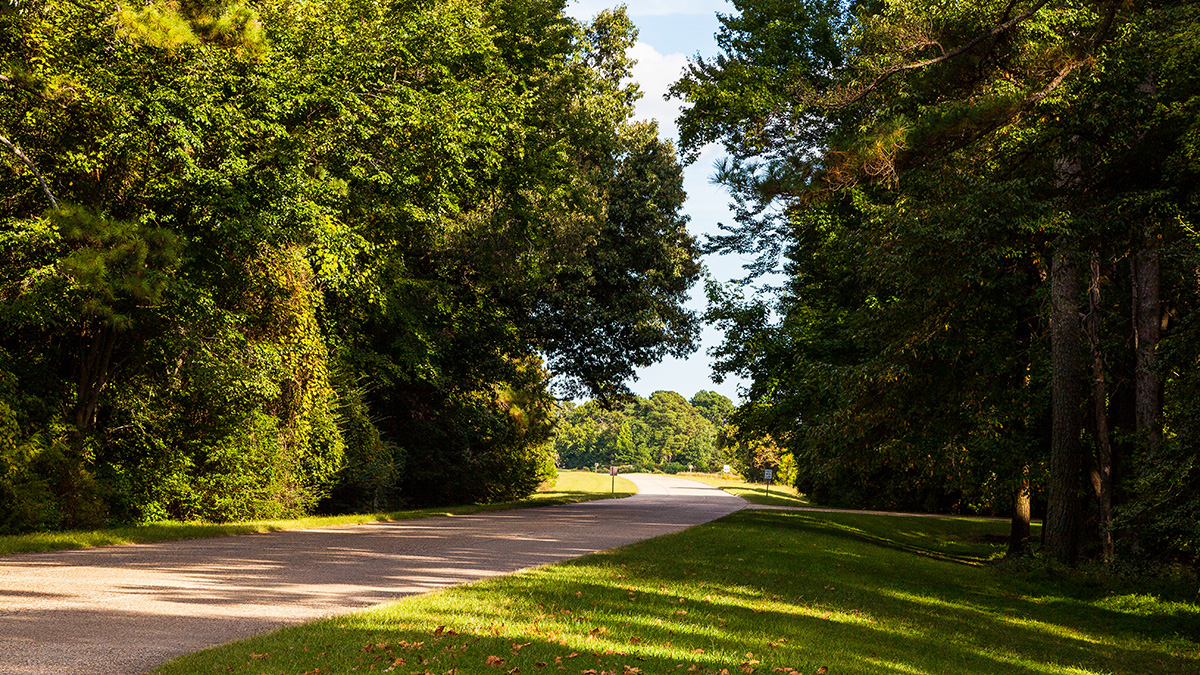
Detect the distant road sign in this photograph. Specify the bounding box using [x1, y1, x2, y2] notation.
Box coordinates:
[722, 465, 731, 474]
[763, 468, 774, 481]
[610, 466, 618, 476]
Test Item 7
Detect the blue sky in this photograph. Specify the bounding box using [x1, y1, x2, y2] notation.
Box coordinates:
[564, 0, 756, 404]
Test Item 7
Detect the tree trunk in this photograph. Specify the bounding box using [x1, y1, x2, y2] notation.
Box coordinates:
[1083, 255, 1113, 561]
[61, 322, 117, 528]
[1046, 251, 1084, 565]
[1008, 464, 1032, 557]
[1132, 245, 1162, 456]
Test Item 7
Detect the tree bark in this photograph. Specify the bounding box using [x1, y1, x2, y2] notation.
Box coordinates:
[1046, 251, 1084, 565]
[1131, 245, 1162, 456]
[1008, 464, 1032, 557]
[1083, 255, 1113, 561]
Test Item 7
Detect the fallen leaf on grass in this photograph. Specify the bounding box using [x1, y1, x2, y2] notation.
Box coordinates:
[567, 652, 579, 659]
[508, 667, 521, 674]
[816, 668, 828, 674]
[512, 642, 533, 651]
[629, 637, 642, 644]
[249, 653, 270, 660]
[486, 655, 506, 667]
[534, 662, 547, 669]
[690, 649, 704, 654]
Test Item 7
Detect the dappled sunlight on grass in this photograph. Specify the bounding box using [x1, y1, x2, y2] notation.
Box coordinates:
[155, 509, 1198, 675]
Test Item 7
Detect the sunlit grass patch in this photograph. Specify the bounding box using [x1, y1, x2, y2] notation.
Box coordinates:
[682, 475, 810, 507]
[153, 509, 1198, 675]
[537, 470, 637, 500]
[0, 470, 636, 556]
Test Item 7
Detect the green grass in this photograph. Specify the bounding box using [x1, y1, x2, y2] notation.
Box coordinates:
[538, 470, 638, 500]
[684, 474, 812, 507]
[0, 470, 636, 556]
[153, 509, 1196, 675]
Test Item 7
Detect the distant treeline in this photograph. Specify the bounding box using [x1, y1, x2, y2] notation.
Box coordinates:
[0, 0, 700, 533]
[554, 390, 795, 482]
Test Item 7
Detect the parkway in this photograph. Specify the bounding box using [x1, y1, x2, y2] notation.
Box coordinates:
[0, 474, 746, 674]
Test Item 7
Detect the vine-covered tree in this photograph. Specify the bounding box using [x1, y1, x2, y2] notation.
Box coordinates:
[0, 0, 702, 531]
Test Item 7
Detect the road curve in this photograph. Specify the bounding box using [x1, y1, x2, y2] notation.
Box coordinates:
[0, 474, 744, 675]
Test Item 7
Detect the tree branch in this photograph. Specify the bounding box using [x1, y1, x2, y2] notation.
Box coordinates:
[60, 0, 107, 16]
[838, 0, 1054, 106]
[0, 133, 58, 209]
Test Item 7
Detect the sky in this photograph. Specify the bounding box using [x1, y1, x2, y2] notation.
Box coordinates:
[564, 0, 756, 404]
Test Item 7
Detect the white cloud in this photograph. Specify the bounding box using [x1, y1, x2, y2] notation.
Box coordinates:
[566, 0, 729, 19]
[627, 42, 688, 141]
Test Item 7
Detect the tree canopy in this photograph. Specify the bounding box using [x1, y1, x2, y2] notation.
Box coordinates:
[0, 0, 702, 531]
[674, 0, 1200, 564]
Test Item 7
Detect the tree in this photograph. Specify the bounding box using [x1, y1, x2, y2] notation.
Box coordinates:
[0, 0, 705, 530]
[673, 0, 1200, 563]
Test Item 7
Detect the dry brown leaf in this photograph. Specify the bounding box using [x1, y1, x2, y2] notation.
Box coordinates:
[534, 662, 547, 669]
[629, 638, 642, 644]
[817, 668, 829, 674]
[485, 655, 505, 667]
[690, 648, 704, 654]
[512, 643, 533, 651]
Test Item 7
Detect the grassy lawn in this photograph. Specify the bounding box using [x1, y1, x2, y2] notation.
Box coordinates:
[153, 509, 1196, 675]
[0, 470, 636, 556]
[538, 470, 638, 501]
[683, 474, 811, 507]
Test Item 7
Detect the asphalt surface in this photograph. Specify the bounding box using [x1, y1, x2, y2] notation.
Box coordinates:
[0, 474, 745, 674]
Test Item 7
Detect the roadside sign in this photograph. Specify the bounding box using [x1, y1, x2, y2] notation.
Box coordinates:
[610, 466, 618, 476]
[722, 464, 731, 474]
[763, 468, 774, 481]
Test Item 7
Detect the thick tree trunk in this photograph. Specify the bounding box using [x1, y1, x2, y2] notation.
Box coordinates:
[1132, 245, 1162, 455]
[1046, 251, 1084, 565]
[1083, 256, 1113, 561]
[1008, 464, 1032, 557]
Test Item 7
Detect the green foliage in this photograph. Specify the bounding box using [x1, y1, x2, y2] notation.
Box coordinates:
[675, 0, 1200, 563]
[554, 390, 724, 472]
[0, 0, 700, 530]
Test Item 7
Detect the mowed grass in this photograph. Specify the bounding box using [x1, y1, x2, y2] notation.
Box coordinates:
[0, 470, 636, 556]
[684, 474, 811, 507]
[538, 470, 637, 501]
[154, 509, 1197, 675]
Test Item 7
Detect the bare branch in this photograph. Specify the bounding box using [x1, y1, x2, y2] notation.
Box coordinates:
[0, 133, 59, 209]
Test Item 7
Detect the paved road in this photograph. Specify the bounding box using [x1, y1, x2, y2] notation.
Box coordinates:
[0, 474, 744, 675]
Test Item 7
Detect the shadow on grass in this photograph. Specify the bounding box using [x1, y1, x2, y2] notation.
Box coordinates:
[155, 508, 1198, 675]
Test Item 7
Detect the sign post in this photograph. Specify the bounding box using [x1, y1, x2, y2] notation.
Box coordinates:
[763, 468, 774, 497]
[610, 465, 618, 493]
